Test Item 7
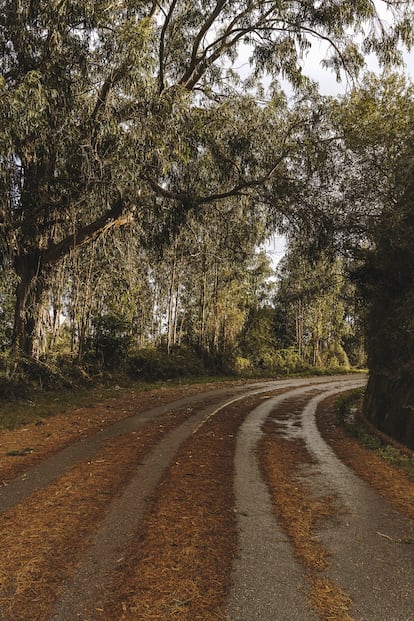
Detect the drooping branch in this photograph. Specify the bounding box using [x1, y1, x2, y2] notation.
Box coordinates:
[89, 62, 130, 126]
[181, 0, 228, 85]
[179, 4, 277, 90]
[144, 148, 291, 207]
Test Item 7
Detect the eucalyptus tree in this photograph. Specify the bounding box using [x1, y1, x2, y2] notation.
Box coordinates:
[152, 201, 271, 356]
[274, 249, 357, 368]
[1, 0, 412, 356]
[56, 225, 156, 361]
[332, 73, 414, 446]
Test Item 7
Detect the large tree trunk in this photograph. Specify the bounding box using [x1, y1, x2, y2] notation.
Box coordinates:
[13, 252, 45, 357]
[11, 198, 135, 358]
[364, 367, 414, 450]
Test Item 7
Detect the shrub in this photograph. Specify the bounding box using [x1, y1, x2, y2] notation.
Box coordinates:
[234, 356, 252, 373]
[88, 315, 131, 369]
[128, 346, 207, 381]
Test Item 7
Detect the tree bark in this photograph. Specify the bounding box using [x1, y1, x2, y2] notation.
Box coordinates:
[11, 198, 135, 357]
[167, 248, 177, 354]
[12, 252, 44, 356]
[364, 368, 414, 450]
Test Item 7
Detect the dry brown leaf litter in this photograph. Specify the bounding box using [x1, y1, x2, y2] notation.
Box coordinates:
[2, 383, 410, 621]
[0, 408, 190, 621]
[260, 398, 355, 621]
[0, 381, 243, 484]
[100, 397, 264, 621]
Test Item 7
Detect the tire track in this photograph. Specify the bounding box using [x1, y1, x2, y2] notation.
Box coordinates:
[99, 396, 264, 621]
[51, 383, 300, 620]
[228, 378, 364, 621]
[0, 382, 274, 515]
[0, 376, 365, 621]
[0, 408, 191, 621]
[302, 391, 414, 621]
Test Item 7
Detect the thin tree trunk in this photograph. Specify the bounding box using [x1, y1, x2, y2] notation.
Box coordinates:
[212, 263, 220, 352]
[48, 261, 66, 353]
[172, 279, 180, 346]
[199, 269, 207, 350]
[167, 249, 177, 354]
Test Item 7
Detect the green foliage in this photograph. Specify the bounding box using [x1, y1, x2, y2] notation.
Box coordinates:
[274, 250, 357, 368]
[0, 351, 75, 400]
[0, 0, 413, 447]
[336, 387, 365, 424]
[260, 347, 306, 374]
[329, 72, 414, 446]
[239, 306, 278, 363]
[1, 0, 412, 359]
[235, 346, 306, 376]
[128, 347, 207, 381]
[0, 267, 15, 351]
[335, 388, 414, 481]
[236, 301, 311, 374]
[233, 356, 252, 373]
[88, 314, 132, 369]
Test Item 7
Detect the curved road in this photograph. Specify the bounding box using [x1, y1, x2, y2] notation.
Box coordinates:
[0, 375, 413, 620]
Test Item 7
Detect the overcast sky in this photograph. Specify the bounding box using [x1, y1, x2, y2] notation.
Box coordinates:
[253, 4, 414, 268]
[300, 43, 413, 97]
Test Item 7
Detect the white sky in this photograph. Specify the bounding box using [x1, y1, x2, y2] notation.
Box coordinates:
[298, 43, 414, 97]
[261, 5, 414, 269]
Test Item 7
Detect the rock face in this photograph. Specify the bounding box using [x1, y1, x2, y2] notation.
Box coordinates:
[364, 367, 414, 450]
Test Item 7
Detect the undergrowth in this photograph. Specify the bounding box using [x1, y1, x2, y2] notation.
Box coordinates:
[336, 388, 414, 482]
[0, 373, 242, 431]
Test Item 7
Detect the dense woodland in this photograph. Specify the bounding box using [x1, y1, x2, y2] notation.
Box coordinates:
[1, 1, 414, 446]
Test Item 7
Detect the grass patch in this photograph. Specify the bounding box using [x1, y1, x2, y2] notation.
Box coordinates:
[336, 388, 414, 482]
[335, 387, 365, 424]
[0, 373, 245, 431]
[375, 445, 414, 481]
[0, 382, 131, 430]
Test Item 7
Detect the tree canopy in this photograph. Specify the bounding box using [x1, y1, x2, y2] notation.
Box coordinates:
[1, 0, 413, 354]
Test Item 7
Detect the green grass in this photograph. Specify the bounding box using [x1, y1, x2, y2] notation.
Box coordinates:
[0, 382, 128, 430]
[0, 373, 246, 431]
[336, 388, 414, 482]
[0, 366, 366, 432]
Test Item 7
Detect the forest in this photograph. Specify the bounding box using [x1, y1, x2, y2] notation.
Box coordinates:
[1, 1, 414, 446]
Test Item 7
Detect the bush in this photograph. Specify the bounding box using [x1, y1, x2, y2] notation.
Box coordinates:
[128, 346, 207, 381]
[231, 347, 309, 376]
[0, 351, 76, 399]
[234, 356, 252, 373]
[253, 347, 307, 374]
[88, 315, 131, 369]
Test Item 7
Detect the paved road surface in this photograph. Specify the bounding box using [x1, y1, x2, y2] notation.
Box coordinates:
[1, 375, 413, 620]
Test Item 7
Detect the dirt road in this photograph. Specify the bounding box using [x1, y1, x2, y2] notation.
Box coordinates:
[0, 375, 413, 620]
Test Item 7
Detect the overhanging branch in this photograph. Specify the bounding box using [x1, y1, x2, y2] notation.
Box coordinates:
[43, 198, 136, 266]
[144, 149, 290, 207]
